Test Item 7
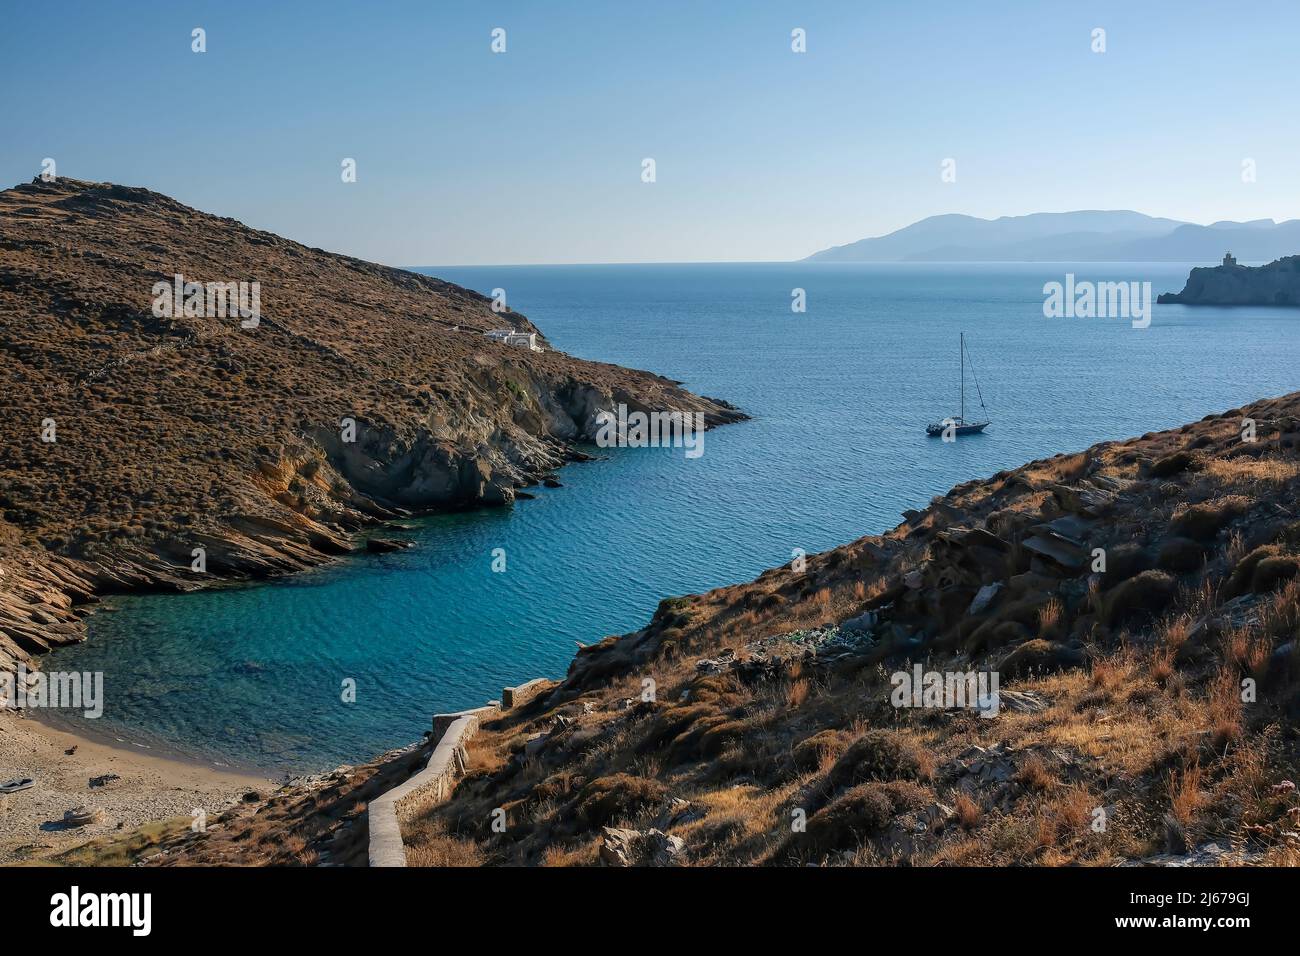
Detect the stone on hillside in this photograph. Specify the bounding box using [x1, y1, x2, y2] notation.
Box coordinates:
[998, 690, 1049, 713]
[695, 648, 736, 674]
[967, 583, 1002, 616]
[840, 610, 876, 633]
[599, 826, 684, 867]
[63, 805, 104, 827]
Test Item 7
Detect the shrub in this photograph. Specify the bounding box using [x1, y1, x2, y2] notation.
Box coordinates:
[1156, 536, 1205, 574]
[1150, 451, 1196, 478]
[998, 639, 1084, 679]
[788, 780, 930, 860]
[1170, 496, 1249, 542]
[825, 730, 931, 792]
[790, 729, 850, 775]
[574, 774, 668, 827]
[1104, 570, 1176, 626]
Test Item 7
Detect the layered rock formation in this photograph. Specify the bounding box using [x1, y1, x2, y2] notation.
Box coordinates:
[1158, 254, 1300, 306]
[0, 177, 744, 673]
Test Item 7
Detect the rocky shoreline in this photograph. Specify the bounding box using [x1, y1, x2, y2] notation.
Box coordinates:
[0, 177, 745, 679]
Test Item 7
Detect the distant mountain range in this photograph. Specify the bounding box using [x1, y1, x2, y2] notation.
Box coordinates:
[804, 210, 1300, 263]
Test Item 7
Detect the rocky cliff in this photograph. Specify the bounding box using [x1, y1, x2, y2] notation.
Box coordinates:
[1158, 255, 1300, 306]
[0, 177, 744, 675]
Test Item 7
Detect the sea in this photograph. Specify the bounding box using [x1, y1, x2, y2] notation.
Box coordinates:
[39, 262, 1300, 772]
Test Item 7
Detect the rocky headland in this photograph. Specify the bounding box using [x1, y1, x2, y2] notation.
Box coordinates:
[1158, 254, 1300, 306]
[0, 177, 744, 676]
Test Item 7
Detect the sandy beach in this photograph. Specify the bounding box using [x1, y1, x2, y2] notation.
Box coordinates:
[0, 709, 270, 864]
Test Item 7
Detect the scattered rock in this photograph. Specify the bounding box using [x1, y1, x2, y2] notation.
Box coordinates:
[1122, 841, 1264, 867]
[840, 610, 877, 633]
[599, 826, 684, 866]
[967, 583, 1002, 616]
[998, 690, 1049, 713]
[695, 648, 736, 674]
[62, 805, 104, 827]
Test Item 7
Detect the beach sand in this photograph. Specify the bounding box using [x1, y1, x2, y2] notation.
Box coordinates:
[0, 709, 270, 864]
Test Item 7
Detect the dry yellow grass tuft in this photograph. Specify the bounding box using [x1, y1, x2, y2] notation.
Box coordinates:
[954, 793, 982, 831]
[1202, 455, 1300, 487]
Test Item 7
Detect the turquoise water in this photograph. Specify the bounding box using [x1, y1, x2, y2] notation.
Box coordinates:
[44, 263, 1300, 772]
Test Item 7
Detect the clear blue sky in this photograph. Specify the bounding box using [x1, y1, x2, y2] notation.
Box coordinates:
[3, 0, 1297, 264]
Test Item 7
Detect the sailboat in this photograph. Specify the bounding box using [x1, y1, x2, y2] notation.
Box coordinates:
[925, 332, 991, 437]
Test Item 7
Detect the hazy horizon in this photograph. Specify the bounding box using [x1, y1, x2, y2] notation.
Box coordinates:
[5, 0, 1299, 265]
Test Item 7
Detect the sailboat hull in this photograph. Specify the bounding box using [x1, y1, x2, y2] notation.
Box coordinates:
[926, 421, 990, 437]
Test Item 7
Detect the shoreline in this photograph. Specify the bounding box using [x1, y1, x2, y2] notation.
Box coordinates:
[0, 707, 270, 865]
[26, 706, 284, 780]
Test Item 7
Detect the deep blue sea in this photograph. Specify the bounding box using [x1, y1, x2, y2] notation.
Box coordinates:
[42, 263, 1300, 772]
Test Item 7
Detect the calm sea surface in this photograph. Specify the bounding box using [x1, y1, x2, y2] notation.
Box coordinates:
[42, 262, 1300, 771]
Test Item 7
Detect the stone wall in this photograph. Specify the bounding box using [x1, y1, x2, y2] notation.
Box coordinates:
[366, 703, 498, 867]
[366, 674, 558, 866]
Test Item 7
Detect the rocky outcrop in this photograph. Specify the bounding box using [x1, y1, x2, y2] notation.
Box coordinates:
[0, 177, 745, 674]
[1158, 254, 1300, 306]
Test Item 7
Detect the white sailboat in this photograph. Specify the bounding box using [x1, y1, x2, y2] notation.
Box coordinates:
[926, 332, 991, 437]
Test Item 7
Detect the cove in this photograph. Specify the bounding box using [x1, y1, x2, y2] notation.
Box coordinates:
[41, 262, 1300, 773]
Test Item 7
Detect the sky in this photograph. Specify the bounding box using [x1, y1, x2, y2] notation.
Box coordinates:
[2, 0, 1299, 265]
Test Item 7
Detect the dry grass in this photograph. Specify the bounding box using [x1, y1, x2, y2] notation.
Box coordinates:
[1206, 670, 1244, 750]
[1037, 597, 1063, 638]
[1203, 456, 1300, 487]
[1168, 762, 1205, 829]
[1016, 754, 1056, 792]
[787, 677, 810, 708]
[1158, 612, 1194, 652]
[1221, 627, 1270, 679]
[405, 819, 485, 867]
[953, 793, 982, 831]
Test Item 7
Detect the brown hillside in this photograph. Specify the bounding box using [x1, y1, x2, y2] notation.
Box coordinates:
[0, 177, 743, 673]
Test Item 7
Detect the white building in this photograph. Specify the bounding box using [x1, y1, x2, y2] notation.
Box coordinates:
[484, 329, 542, 351]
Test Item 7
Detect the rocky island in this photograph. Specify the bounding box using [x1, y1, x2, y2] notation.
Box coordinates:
[1158, 252, 1300, 306]
[0, 177, 745, 676]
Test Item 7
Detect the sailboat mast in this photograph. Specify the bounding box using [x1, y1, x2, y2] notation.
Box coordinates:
[960, 332, 965, 422]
